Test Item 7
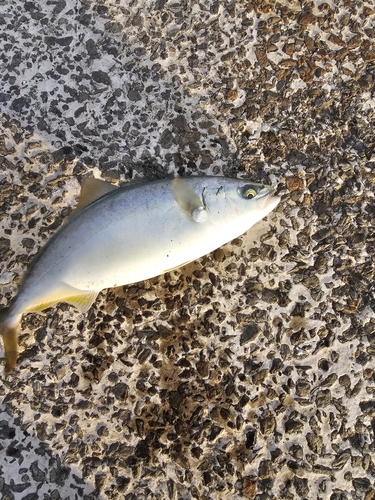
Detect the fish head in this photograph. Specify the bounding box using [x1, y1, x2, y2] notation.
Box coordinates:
[201, 177, 280, 230]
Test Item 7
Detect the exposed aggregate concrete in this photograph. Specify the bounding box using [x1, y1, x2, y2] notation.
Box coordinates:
[0, 0, 375, 499]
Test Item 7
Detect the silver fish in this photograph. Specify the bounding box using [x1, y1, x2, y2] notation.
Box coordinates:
[0, 176, 280, 372]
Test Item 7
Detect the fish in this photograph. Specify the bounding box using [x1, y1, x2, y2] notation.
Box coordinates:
[0, 175, 280, 373]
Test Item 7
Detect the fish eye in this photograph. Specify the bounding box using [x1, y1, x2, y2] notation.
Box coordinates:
[239, 185, 258, 199]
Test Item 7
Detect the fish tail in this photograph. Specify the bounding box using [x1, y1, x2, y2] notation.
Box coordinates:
[0, 307, 20, 374]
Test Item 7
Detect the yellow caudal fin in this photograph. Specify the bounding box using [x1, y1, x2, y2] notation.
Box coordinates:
[0, 307, 20, 374]
[1, 286, 99, 373]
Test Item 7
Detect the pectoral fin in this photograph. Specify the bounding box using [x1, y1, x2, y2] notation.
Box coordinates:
[172, 177, 208, 223]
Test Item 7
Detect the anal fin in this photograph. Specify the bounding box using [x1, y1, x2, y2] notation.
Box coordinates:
[26, 284, 100, 314]
[64, 290, 99, 313]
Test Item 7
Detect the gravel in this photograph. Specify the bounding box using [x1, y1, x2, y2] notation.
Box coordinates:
[1, 0, 375, 499]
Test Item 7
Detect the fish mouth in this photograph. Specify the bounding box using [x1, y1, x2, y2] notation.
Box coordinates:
[256, 185, 281, 211]
[265, 194, 281, 211]
[256, 185, 276, 199]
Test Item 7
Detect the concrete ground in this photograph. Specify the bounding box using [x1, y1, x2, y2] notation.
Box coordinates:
[0, 0, 374, 499]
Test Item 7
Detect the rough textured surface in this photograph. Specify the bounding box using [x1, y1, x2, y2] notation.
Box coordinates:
[0, 0, 375, 499]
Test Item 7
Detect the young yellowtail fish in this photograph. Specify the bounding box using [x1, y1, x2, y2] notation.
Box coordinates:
[0, 176, 280, 373]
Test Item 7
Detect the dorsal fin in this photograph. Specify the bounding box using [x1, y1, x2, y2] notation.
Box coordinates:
[73, 177, 118, 214]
